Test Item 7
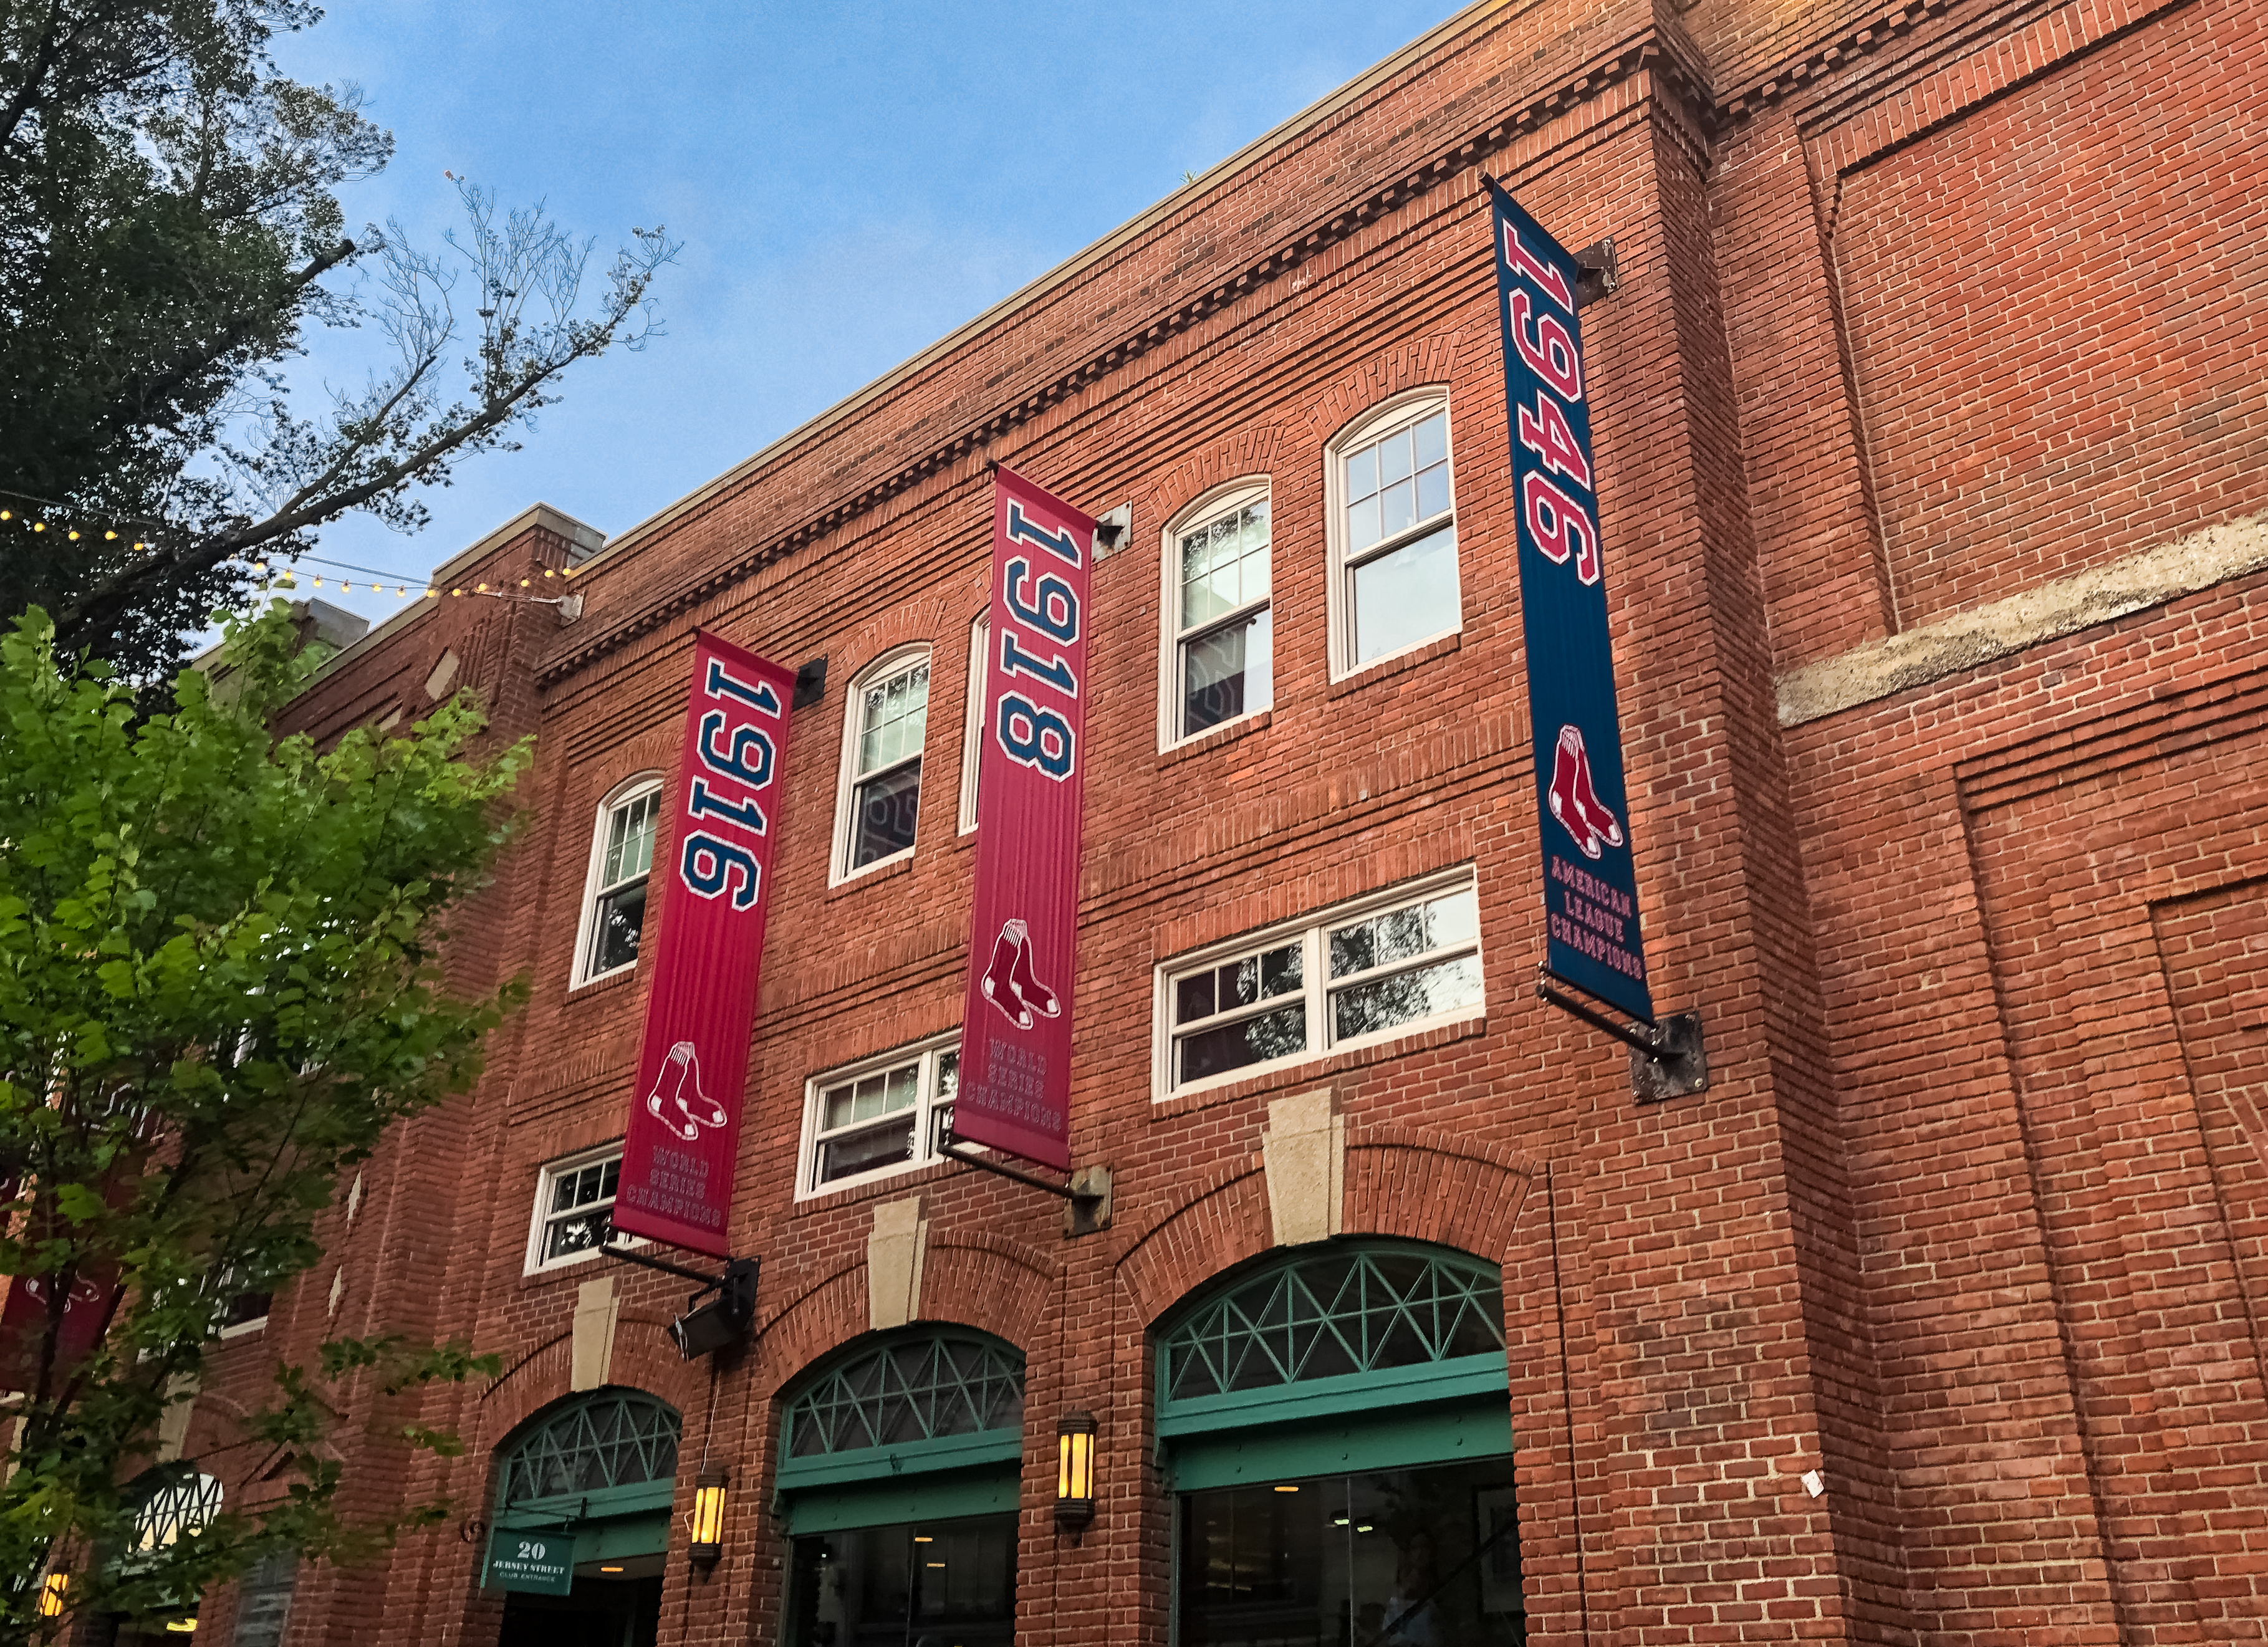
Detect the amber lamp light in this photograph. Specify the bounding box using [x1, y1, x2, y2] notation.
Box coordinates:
[688, 1467, 729, 1572]
[37, 1573, 67, 1618]
[1055, 1411, 1097, 1536]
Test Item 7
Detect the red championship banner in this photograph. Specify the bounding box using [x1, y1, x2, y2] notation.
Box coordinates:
[610, 632, 795, 1256]
[953, 468, 1097, 1171]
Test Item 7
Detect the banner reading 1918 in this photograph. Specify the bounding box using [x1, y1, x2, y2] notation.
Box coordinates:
[1488, 180, 1656, 1025]
[610, 631, 796, 1256]
[952, 466, 1097, 1173]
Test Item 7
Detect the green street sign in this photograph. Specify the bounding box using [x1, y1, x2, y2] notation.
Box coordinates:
[484, 1527, 575, 1595]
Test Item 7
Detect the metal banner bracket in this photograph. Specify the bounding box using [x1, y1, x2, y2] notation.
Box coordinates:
[1535, 964, 1708, 1103]
[939, 1137, 1113, 1237]
[1573, 238, 1620, 307]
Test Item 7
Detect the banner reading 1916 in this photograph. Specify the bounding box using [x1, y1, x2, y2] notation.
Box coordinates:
[953, 466, 1097, 1172]
[1488, 180, 1656, 1025]
[610, 631, 796, 1256]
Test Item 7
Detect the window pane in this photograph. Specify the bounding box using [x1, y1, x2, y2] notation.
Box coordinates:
[1345, 446, 1378, 501]
[1352, 522, 1459, 665]
[545, 1204, 614, 1262]
[1426, 888, 1480, 950]
[1181, 607, 1272, 735]
[1176, 971, 1217, 1025]
[1178, 1002, 1307, 1084]
[1380, 477, 1416, 539]
[1416, 460, 1450, 524]
[592, 878, 649, 976]
[1380, 427, 1413, 484]
[852, 759, 923, 868]
[858, 663, 931, 779]
[1413, 411, 1448, 469]
[1330, 954, 1482, 1041]
[1347, 494, 1381, 554]
[819, 1116, 918, 1183]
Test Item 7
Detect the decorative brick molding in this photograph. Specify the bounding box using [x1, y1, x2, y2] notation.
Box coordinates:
[1800, 0, 2200, 232]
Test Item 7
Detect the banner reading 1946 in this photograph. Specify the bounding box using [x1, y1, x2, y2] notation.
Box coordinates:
[952, 466, 1097, 1173]
[610, 631, 796, 1257]
[1488, 179, 1656, 1025]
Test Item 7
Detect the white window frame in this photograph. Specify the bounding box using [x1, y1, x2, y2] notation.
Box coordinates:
[524, 1142, 632, 1275]
[1158, 478, 1274, 751]
[1151, 867, 1484, 1100]
[795, 1032, 963, 1199]
[214, 1277, 271, 1340]
[1324, 389, 1461, 681]
[959, 613, 987, 834]
[570, 773, 664, 988]
[831, 645, 934, 885]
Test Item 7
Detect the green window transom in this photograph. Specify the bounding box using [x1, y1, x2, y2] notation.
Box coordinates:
[500, 1389, 681, 1505]
[1160, 1243, 1505, 1406]
[786, 1332, 1024, 1460]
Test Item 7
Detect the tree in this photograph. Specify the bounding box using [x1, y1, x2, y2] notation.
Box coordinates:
[0, 602, 530, 1641]
[0, 0, 676, 682]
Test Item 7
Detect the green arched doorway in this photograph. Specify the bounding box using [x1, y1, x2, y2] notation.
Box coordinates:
[1157, 1240, 1527, 1645]
[776, 1327, 1024, 1647]
[489, 1387, 681, 1647]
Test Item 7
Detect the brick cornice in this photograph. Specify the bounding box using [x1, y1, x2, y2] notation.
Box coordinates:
[534, 27, 1703, 688]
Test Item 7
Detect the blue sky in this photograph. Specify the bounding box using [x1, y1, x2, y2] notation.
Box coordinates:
[265, 0, 1465, 627]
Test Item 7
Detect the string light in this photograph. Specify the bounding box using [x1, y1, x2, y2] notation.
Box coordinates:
[104, 529, 116, 540]
[32, 522, 45, 532]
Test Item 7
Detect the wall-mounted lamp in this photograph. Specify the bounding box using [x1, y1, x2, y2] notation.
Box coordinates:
[1055, 1411, 1097, 1538]
[688, 1467, 729, 1572]
[37, 1573, 67, 1618]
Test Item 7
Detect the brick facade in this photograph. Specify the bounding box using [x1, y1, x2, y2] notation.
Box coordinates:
[173, 0, 2268, 1640]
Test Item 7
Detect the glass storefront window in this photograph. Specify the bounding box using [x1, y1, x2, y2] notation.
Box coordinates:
[1177, 1459, 1524, 1646]
[784, 1513, 1017, 1647]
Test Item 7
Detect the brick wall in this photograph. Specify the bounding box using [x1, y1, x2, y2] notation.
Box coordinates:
[165, 0, 2268, 1642]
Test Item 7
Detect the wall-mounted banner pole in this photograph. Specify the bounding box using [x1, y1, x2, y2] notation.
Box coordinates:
[610, 631, 797, 1256]
[1486, 176, 1705, 1101]
[951, 466, 1100, 1183]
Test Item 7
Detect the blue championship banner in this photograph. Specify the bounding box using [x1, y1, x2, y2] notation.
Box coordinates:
[1488, 180, 1655, 1024]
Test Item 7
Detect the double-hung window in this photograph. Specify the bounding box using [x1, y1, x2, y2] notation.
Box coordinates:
[577, 780, 661, 984]
[1166, 486, 1273, 742]
[527, 1145, 626, 1272]
[800, 1037, 960, 1196]
[1330, 395, 1460, 675]
[1158, 871, 1484, 1096]
[836, 650, 931, 879]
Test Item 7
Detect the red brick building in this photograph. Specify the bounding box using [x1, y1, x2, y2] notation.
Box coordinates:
[158, 0, 2268, 1639]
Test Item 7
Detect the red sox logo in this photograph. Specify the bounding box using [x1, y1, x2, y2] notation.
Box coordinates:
[1547, 724, 1625, 860]
[643, 1040, 728, 1142]
[979, 917, 1061, 1030]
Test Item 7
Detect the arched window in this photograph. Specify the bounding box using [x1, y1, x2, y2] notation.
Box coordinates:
[129, 1469, 223, 1557]
[497, 1388, 681, 1507]
[832, 646, 933, 882]
[486, 1390, 682, 1623]
[776, 1329, 1026, 1644]
[1325, 390, 1461, 678]
[1155, 1241, 1524, 1642]
[1158, 1240, 1504, 1413]
[1160, 479, 1274, 746]
[572, 772, 663, 985]
[782, 1328, 1023, 1467]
